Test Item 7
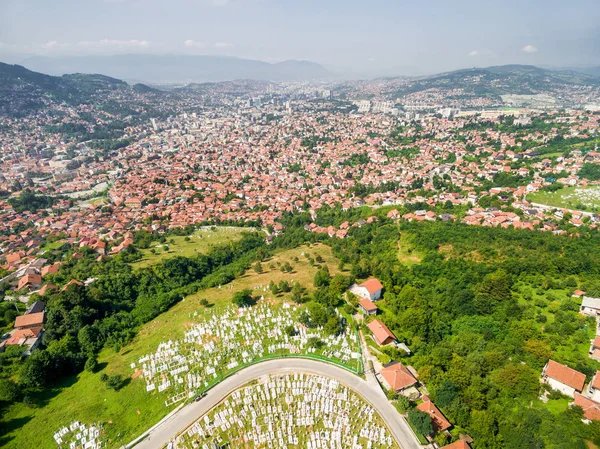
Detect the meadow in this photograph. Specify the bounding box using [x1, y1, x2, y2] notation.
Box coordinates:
[130, 226, 253, 270]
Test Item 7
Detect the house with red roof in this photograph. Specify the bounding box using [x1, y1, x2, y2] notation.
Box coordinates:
[587, 370, 600, 403]
[380, 361, 418, 393]
[542, 359, 586, 397]
[574, 393, 600, 422]
[358, 298, 378, 316]
[590, 337, 600, 362]
[61, 279, 84, 292]
[417, 396, 452, 433]
[350, 278, 383, 301]
[367, 319, 396, 346]
[441, 440, 471, 449]
[17, 273, 42, 291]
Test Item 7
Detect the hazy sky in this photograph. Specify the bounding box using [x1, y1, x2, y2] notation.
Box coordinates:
[1, 0, 599, 76]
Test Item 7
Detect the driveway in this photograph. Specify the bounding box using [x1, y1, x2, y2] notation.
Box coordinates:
[129, 358, 422, 449]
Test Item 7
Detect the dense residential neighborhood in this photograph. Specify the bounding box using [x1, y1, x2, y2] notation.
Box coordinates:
[1, 61, 600, 449]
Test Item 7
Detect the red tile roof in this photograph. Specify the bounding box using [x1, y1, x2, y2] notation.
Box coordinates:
[380, 362, 417, 391]
[417, 398, 452, 432]
[14, 312, 45, 329]
[544, 360, 586, 392]
[574, 393, 600, 421]
[592, 371, 600, 391]
[360, 278, 383, 295]
[441, 441, 471, 449]
[359, 298, 378, 312]
[367, 320, 396, 345]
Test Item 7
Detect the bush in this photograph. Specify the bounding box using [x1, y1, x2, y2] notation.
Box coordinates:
[0, 379, 21, 403]
[232, 289, 254, 307]
[85, 357, 98, 373]
[396, 395, 411, 412]
[408, 408, 433, 436]
[106, 374, 126, 391]
[307, 337, 323, 349]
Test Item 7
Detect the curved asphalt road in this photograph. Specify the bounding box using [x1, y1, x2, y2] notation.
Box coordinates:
[129, 359, 421, 449]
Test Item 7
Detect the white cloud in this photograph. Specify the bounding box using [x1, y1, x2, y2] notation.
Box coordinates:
[77, 39, 151, 49]
[42, 40, 59, 49]
[184, 40, 205, 48]
[211, 0, 230, 6]
[522, 44, 538, 53]
[469, 50, 479, 57]
[214, 42, 233, 48]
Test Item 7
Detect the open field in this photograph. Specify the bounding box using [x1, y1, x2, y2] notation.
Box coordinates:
[130, 226, 254, 270]
[397, 232, 423, 266]
[527, 186, 600, 212]
[177, 373, 397, 449]
[0, 243, 343, 449]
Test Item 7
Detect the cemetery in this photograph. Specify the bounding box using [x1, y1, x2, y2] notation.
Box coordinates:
[528, 185, 600, 212]
[53, 421, 105, 449]
[175, 373, 398, 449]
[133, 300, 363, 407]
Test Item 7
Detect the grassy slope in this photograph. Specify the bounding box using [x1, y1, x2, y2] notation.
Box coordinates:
[0, 243, 340, 449]
[527, 186, 600, 211]
[130, 226, 252, 270]
[397, 232, 424, 266]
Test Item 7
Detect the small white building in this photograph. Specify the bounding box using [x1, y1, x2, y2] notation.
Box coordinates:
[349, 278, 383, 301]
[542, 359, 586, 398]
[588, 371, 600, 403]
[580, 297, 600, 316]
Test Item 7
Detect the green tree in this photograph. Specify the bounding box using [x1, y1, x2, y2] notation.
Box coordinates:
[232, 289, 254, 307]
[408, 409, 433, 436]
[314, 268, 331, 288]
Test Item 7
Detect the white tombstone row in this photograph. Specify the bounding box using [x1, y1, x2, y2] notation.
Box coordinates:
[177, 373, 395, 449]
[53, 421, 104, 449]
[132, 302, 360, 406]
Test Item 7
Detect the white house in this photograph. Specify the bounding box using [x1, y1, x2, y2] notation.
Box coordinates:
[349, 278, 383, 301]
[588, 371, 600, 403]
[580, 297, 600, 316]
[541, 359, 586, 397]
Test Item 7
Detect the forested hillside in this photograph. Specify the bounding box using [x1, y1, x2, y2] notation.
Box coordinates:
[326, 216, 600, 448]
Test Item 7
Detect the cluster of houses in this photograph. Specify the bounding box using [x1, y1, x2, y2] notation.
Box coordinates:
[348, 277, 468, 446]
[541, 359, 600, 422]
[0, 300, 46, 354]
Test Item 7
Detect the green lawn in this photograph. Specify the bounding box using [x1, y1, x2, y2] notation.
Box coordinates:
[0, 243, 344, 449]
[539, 397, 570, 415]
[130, 226, 255, 270]
[397, 231, 424, 266]
[527, 186, 600, 212]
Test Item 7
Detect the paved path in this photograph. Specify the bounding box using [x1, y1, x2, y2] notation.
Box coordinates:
[130, 359, 422, 449]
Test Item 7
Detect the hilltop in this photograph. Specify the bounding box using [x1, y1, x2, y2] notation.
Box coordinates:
[0, 62, 157, 116]
[388, 64, 600, 105]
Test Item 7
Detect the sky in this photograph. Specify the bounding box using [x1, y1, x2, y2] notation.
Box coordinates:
[0, 0, 599, 76]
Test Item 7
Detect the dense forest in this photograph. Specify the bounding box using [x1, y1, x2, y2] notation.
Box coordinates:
[327, 217, 600, 448]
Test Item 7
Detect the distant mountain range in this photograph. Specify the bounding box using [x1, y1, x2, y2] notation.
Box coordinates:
[2, 61, 600, 116]
[20, 54, 332, 84]
[392, 64, 600, 98]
